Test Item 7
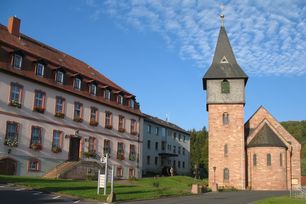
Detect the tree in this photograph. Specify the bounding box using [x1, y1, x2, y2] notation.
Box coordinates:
[190, 127, 208, 178]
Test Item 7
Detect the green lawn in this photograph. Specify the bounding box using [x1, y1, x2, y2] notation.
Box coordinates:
[255, 196, 306, 204]
[0, 175, 207, 202]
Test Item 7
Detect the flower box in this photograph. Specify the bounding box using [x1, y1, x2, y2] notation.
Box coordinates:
[83, 151, 96, 158]
[105, 124, 113, 129]
[51, 146, 62, 153]
[89, 120, 98, 126]
[54, 112, 65, 118]
[4, 138, 18, 147]
[118, 128, 125, 133]
[117, 152, 124, 160]
[129, 154, 136, 161]
[33, 106, 45, 113]
[131, 131, 138, 135]
[73, 117, 83, 122]
[31, 143, 42, 151]
[9, 100, 21, 108]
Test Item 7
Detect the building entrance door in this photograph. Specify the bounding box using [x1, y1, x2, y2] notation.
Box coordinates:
[0, 158, 17, 175]
[68, 137, 80, 161]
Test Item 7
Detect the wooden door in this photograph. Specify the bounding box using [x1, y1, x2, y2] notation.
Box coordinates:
[0, 158, 17, 175]
[68, 137, 80, 161]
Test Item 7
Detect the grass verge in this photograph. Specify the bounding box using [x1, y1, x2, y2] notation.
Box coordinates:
[255, 196, 306, 204]
[0, 175, 207, 202]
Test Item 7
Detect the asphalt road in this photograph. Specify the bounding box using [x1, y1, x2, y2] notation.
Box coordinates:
[0, 183, 96, 204]
[0, 183, 288, 204]
[122, 191, 288, 204]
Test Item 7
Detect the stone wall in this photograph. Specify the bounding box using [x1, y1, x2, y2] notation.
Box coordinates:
[247, 147, 287, 190]
[208, 104, 245, 189]
[246, 106, 301, 189]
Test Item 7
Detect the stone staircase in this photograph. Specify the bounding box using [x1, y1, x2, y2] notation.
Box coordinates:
[43, 161, 79, 179]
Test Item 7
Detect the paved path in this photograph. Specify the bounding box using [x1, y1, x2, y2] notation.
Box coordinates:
[0, 183, 100, 204]
[122, 191, 288, 204]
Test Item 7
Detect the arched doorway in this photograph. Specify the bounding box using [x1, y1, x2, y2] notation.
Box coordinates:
[0, 157, 17, 175]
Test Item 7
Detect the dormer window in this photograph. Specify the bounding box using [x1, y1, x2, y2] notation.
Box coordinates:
[117, 95, 123, 105]
[90, 84, 97, 96]
[74, 77, 81, 90]
[13, 54, 22, 69]
[55, 71, 64, 84]
[104, 89, 111, 100]
[221, 79, 230, 93]
[36, 63, 44, 77]
[129, 99, 135, 109]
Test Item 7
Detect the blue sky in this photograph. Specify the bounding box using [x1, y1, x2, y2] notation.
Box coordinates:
[1, 0, 305, 130]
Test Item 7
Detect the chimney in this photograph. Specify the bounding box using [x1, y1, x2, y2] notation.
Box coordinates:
[8, 16, 21, 36]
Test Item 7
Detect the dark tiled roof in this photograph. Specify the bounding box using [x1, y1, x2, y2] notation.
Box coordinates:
[143, 113, 190, 135]
[248, 123, 287, 148]
[203, 26, 248, 90]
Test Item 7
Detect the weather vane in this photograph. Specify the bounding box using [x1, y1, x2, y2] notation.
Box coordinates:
[220, 3, 225, 27]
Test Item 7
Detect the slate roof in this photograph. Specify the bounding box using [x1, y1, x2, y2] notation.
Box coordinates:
[143, 114, 190, 135]
[203, 26, 248, 90]
[248, 123, 287, 148]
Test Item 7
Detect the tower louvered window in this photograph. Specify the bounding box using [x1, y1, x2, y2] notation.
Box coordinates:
[221, 79, 230, 93]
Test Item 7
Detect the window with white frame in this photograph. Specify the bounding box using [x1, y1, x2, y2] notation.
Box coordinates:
[116, 166, 123, 177]
[28, 159, 40, 171]
[36, 63, 44, 77]
[105, 111, 112, 128]
[129, 99, 135, 108]
[74, 78, 81, 90]
[52, 130, 62, 148]
[131, 119, 137, 134]
[5, 121, 19, 147]
[117, 95, 123, 104]
[88, 137, 95, 153]
[103, 139, 111, 155]
[90, 84, 97, 95]
[31, 126, 42, 145]
[10, 83, 22, 105]
[55, 96, 65, 114]
[74, 102, 83, 120]
[90, 107, 98, 122]
[13, 54, 22, 69]
[34, 90, 45, 110]
[55, 71, 64, 84]
[104, 89, 111, 100]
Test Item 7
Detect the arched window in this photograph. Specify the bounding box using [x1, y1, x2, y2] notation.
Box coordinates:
[280, 153, 283, 167]
[221, 79, 230, 93]
[223, 112, 229, 125]
[224, 168, 229, 181]
[253, 154, 257, 166]
[267, 153, 271, 166]
[224, 144, 228, 157]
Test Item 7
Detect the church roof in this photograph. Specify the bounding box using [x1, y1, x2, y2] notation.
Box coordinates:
[248, 123, 287, 148]
[203, 26, 248, 90]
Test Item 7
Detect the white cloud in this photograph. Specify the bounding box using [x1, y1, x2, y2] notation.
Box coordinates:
[86, 0, 306, 76]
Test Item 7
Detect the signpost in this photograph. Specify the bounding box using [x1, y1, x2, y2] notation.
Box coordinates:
[97, 153, 114, 196]
[97, 153, 108, 195]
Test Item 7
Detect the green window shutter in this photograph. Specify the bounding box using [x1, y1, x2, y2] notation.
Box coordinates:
[221, 80, 230, 93]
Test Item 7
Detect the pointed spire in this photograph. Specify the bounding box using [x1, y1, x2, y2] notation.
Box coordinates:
[202, 13, 248, 90]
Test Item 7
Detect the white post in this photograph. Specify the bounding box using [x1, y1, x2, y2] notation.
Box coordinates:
[104, 153, 108, 195]
[111, 165, 114, 194]
[97, 169, 100, 195]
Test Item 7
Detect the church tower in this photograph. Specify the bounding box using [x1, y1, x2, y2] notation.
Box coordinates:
[203, 16, 248, 190]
